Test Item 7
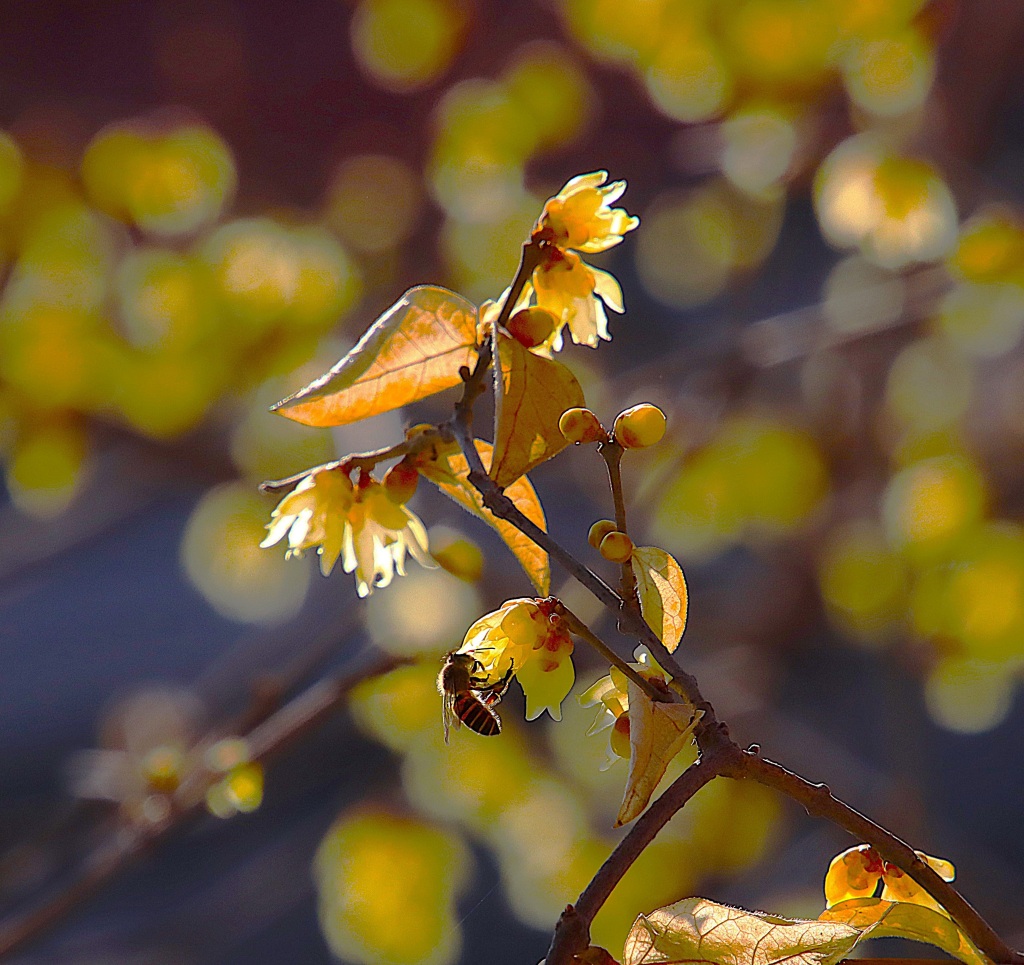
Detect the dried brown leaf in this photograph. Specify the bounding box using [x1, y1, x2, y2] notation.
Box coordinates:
[623, 897, 861, 965]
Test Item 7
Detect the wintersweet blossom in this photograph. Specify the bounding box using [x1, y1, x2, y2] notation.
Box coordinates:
[824, 844, 956, 915]
[579, 646, 666, 768]
[531, 246, 625, 349]
[524, 171, 636, 351]
[457, 598, 576, 721]
[261, 469, 432, 597]
[533, 171, 640, 254]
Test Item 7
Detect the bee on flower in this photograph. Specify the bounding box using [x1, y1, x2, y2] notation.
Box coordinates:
[450, 598, 576, 727]
[261, 465, 432, 598]
[825, 843, 956, 916]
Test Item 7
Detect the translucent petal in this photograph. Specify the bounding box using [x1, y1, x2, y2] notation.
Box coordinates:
[592, 266, 625, 313]
[518, 650, 575, 721]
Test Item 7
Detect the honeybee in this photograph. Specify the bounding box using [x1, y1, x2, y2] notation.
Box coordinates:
[438, 651, 514, 743]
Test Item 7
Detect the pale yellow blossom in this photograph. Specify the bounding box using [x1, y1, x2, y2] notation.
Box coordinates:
[262, 469, 432, 597]
[534, 171, 639, 254]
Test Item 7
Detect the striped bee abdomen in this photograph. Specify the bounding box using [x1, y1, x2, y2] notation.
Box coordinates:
[452, 692, 501, 736]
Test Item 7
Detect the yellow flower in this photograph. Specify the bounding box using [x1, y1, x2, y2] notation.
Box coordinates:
[261, 469, 432, 597]
[533, 171, 639, 254]
[579, 647, 665, 768]
[531, 247, 625, 350]
[457, 598, 576, 721]
[512, 171, 636, 352]
[824, 844, 956, 915]
[261, 468, 354, 575]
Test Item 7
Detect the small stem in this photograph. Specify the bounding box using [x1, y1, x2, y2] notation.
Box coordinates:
[556, 605, 664, 704]
[732, 753, 1024, 965]
[600, 440, 639, 610]
[259, 428, 451, 494]
[545, 748, 734, 965]
[451, 240, 545, 481]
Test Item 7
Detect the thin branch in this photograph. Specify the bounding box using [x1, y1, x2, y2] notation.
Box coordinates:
[259, 428, 452, 493]
[545, 748, 734, 965]
[731, 752, 1024, 965]
[556, 604, 664, 704]
[0, 654, 408, 961]
[451, 238, 546, 481]
[600, 439, 639, 611]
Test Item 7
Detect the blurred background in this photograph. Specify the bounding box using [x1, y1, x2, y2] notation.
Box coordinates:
[2, 0, 1024, 962]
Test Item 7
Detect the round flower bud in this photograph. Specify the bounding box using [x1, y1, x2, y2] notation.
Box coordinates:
[610, 714, 631, 759]
[588, 519, 618, 550]
[599, 530, 634, 563]
[559, 407, 604, 445]
[613, 404, 667, 448]
[507, 307, 558, 348]
[383, 459, 420, 504]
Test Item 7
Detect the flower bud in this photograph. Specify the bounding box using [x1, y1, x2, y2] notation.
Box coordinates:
[383, 459, 420, 504]
[599, 530, 634, 562]
[588, 519, 618, 550]
[559, 407, 605, 444]
[610, 714, 631, 759]
[507, 307, 557, 348]
[613, 403, 667, 448]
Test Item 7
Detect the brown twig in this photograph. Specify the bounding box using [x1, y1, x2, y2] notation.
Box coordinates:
[448, 321, 1023, 964]
[730, 752, 1024, 965]
[0, 654, 409, 961]
[393, 205, 1024, 965]
[556, 604, 665, 704]
[545, 748, 734, 965]
[258, 428, 453, 493]
[600, 439, 639, 612]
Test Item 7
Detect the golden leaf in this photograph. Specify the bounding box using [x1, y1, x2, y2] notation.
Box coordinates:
[419, 439, 550, 594]
[623, 897, 861, 965]
[272, 286, 478, 427]
[631, 546, 688, 652]
[491, 332, 585, 488]
[820, 898, 990, 965]
[615, 682, 701, 827]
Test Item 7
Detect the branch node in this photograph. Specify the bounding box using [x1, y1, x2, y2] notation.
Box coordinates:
[546, 903, 590, 965]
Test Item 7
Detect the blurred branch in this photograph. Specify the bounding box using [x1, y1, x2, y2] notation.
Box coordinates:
[0, 652, 408, 961]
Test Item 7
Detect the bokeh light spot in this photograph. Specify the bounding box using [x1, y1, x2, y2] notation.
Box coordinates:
[327, 154, 422, 255]
[843, 29, 934, 118]
[925, 658, 1015, 734]
[181, 482, 310, 624]
[352, 0, 462, 93]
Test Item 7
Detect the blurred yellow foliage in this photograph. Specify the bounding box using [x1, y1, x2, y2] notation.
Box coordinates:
[351, 0, 463, 93]
[316, 811, 468, 965]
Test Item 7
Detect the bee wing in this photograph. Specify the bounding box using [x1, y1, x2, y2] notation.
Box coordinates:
[442, 691, 460, 744]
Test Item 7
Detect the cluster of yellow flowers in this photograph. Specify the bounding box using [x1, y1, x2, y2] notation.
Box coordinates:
[261, 467, 431, 598]
[528, 171, 638, 351]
